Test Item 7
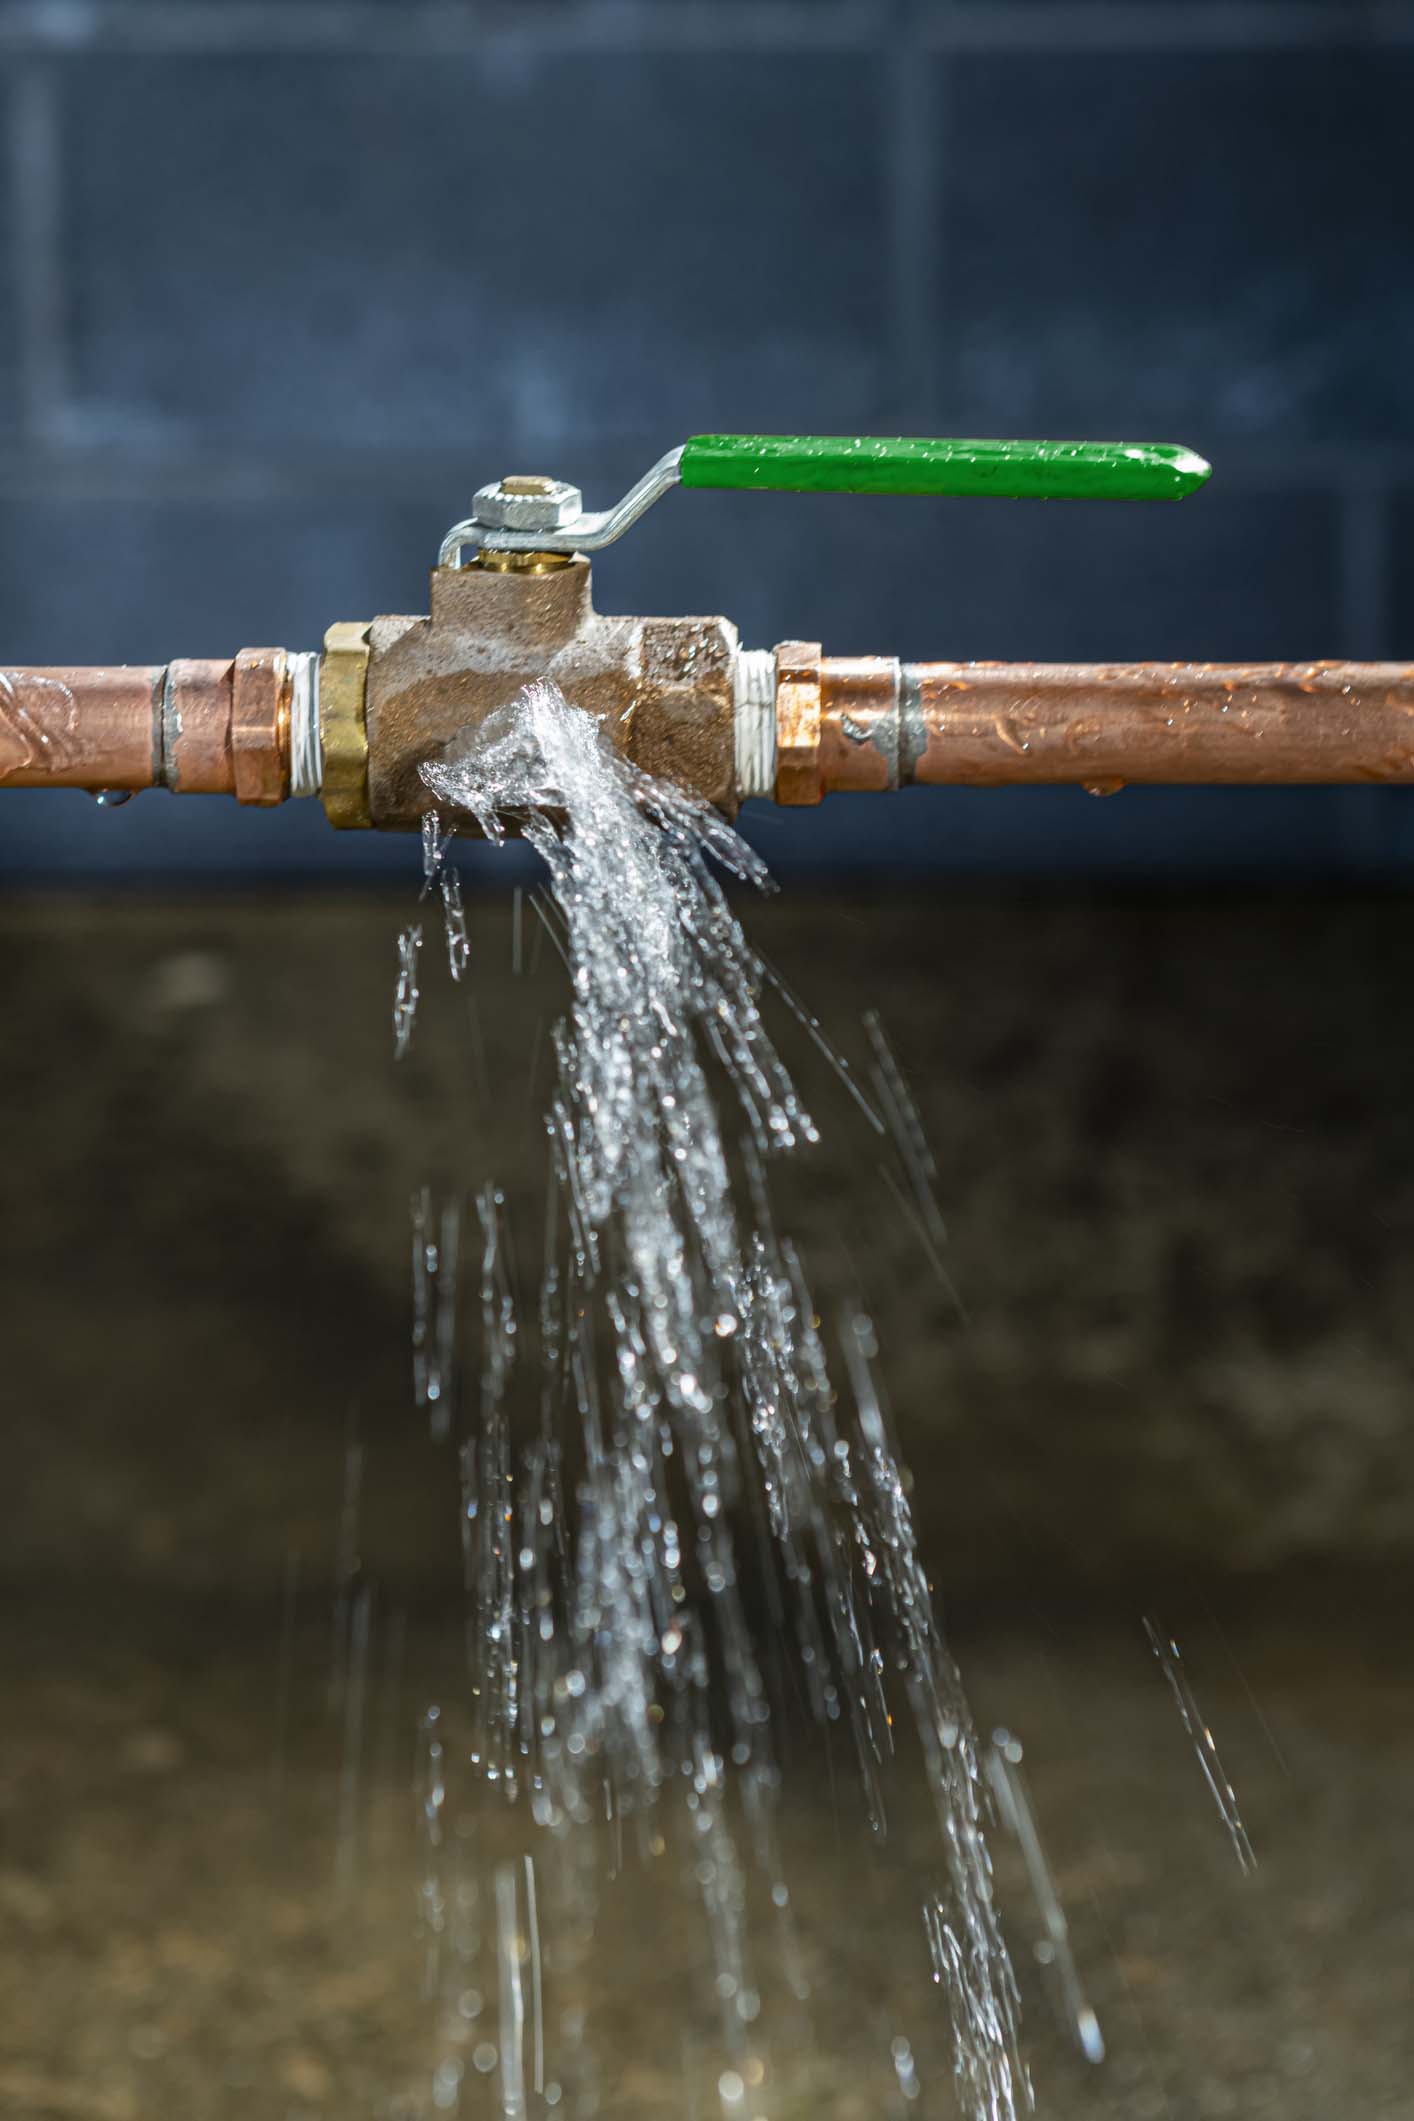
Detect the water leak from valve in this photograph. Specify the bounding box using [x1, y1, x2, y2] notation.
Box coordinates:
[384, 682, 1037, 2119]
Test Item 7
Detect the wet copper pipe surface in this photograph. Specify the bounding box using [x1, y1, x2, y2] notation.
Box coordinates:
[0, 656, 291, 799]
[819, 656, 900, 795]
[807, 658, 1414, 796]
[0, 665, 162, 792]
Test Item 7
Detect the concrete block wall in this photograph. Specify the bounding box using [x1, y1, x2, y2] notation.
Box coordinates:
[0, 0, 1410, 877]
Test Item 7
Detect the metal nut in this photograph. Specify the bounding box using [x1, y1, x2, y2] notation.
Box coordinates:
[472, 476, 583, 532]
[231, 647, 291, 806]
[320, 621, 372, 830]
[774, 640, 823, 805]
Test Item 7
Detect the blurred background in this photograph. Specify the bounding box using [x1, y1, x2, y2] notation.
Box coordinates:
[4, 5, 1414, 2119]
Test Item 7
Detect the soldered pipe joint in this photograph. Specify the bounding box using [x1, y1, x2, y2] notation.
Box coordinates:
[767, 646, 906, 802]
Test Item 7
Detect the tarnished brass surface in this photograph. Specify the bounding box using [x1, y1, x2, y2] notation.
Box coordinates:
[364, 561, 737, 832]
[773, 640, 823, 805]
[806, 658, 1414, 790]
[319, 623, 373, 829]
[474, 550, 575, 575]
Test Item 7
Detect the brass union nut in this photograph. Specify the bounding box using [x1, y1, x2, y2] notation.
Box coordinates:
[320, 621, 372, 829]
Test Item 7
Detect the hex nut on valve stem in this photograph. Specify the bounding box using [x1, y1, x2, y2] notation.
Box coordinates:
[471, 476, 584, 534]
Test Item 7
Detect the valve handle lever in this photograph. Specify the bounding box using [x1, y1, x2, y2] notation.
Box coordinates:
[679, 432, 1212, 503]
[440, 432, 1211, 565]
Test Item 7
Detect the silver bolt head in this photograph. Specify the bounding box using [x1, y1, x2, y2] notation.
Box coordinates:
[473, 477, 583, 532]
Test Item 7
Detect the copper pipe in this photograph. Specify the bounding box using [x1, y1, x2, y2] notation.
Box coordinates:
[9, 641, 1414, 818]
[0, 655, 292, 800]
[0, 665, 162, 791]
[794, 657, 1414, 800]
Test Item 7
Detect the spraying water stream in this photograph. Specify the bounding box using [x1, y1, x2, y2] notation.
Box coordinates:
[396, 681, 1032, 2118]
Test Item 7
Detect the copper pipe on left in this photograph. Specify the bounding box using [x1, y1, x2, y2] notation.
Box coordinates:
[0, 652, 294, 803]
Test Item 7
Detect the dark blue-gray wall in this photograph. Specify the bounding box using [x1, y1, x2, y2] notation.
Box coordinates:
[0, 0, 1411, 880]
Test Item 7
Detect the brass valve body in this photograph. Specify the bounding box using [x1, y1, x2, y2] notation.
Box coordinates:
[359, 560, 738, 831]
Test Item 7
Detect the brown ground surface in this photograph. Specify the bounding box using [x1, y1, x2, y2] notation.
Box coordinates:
[2, 886, 1413, 2117]
[2, 1587, 1410, 2121]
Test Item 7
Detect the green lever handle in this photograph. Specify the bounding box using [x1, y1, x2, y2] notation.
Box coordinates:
[679, 433, 1211, 503]
[444, 431, 1213, 566]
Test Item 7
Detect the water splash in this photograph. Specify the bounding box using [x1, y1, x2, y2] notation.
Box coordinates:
[394, 922, 423, 1059]
[412, 1186, 462, 1441]
[404, 681, 1026, 2116]
[987, 1728, 1104, 2064]
[423, 812, 471, 983]
[1144, 1616, 1256, 1875]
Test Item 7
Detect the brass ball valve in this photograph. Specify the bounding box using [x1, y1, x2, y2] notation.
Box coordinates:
[3, 433, 1413, 830]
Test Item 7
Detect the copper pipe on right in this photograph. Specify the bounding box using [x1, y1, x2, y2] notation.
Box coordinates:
[777, 647, 1414, 800]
